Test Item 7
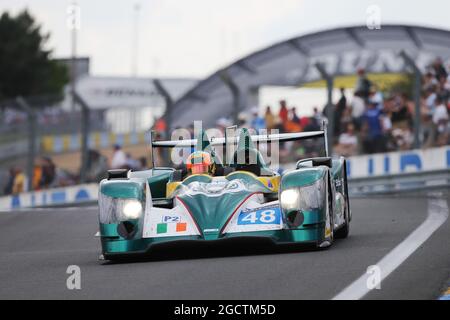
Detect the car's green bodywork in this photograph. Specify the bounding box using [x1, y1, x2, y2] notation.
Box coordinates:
[97, 129, 350, 260]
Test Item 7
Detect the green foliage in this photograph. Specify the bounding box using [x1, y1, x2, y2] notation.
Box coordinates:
[0, 10, 68, 100]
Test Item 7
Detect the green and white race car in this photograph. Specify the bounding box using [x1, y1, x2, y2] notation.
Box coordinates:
[97, 127, 351, 261]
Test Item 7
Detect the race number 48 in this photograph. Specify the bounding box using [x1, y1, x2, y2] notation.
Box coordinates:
[238, 208, 281, 225]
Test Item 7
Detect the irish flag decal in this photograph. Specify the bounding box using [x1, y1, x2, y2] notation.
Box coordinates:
[157, 222, 187, 234]
[142, 208, 201, 239]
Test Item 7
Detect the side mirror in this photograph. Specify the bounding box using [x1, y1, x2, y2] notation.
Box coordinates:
[107, 169, 128, 180]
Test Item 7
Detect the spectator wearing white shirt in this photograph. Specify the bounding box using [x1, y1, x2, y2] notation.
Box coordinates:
[335, 123, 358, 157]
[433, 99, 449, 124]
[111, 144, 127, 169]
[351, 91, 366, 130]
[432, 97, 449, 146]
[425, 87, 437, 112]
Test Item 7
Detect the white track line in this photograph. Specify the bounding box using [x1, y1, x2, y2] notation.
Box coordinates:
[333, 195, 449, 300]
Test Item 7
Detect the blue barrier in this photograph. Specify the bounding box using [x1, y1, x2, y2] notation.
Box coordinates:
[347, 146, 450, 178]
[0, 184, 98, 211]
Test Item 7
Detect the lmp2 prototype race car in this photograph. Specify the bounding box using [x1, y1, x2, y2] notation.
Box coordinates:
[97, 126, 351, 261]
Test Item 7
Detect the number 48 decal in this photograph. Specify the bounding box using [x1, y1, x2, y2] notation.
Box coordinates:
[237, 208, 281, 225]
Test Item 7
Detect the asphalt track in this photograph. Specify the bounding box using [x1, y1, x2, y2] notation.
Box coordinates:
[0, 191, 449, 300]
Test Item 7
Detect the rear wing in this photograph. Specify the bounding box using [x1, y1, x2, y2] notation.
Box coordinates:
[152, 130, 325, 147]
[149, 123, 328, 167]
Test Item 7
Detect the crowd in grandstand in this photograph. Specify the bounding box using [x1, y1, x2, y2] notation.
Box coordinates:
[205, 58, 450, 161]
[2, 156, 76, 196]
[108, 144, 148, 172]
[1, 146, 147, 196]
[333, 61, 449, 157]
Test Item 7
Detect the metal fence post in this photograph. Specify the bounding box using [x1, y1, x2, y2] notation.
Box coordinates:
[16, 96, 36, 192]
[153, 79, 173, 164]
[315, 63, 334, 156]
[153, 79, 173, 136]
[399, 51, 422, 149]
[219, 70, 240, 125]
[73, 92, 90, 183]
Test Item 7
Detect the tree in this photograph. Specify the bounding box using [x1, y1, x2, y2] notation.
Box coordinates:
[0, 10, 68, 101]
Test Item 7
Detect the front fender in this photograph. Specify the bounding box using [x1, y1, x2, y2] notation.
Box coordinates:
[281, 167, 327, 189]
[98, 178, 147, 240]
[100, 179, 145, 200]
[280, 167, 329, 228]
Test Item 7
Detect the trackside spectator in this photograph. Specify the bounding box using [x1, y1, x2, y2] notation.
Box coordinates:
[139, 157, 148, 170]
[391, 94, 412, 130]
[432, 57, 448, 81]
[153, 117, 167, 139]
[86, 150, 108, 182]
[335, 123, 358, 157]
[312, 107, 323, 126]
[3, 167, 16, 195]
[362, 100, 385, 154]
[278, 100, 288, 123]
[41, 157, 56, 188]
[12, 167, 26, 195]
[111, 144, 127, 169]
[355, 68, 372, 101]
[351, 91, 365, 130]
[433, 96, 449, 146]
[264, 106, 276, 130]
[392, 128, 413, 151]
[250, 107, 266, 132]
[32, 162, 43, 190]
[126, 153, 141, 170]
[285, 107, 302, 132]
[334, 88, 347, 135]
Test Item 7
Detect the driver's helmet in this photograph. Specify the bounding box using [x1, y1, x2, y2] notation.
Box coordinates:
[186, 151, 216, 175]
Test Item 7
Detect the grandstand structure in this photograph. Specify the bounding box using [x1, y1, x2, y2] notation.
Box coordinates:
[169, 25, 450, 129]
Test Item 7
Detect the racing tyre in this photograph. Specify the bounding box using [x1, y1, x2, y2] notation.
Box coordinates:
[335, 163, 350, 239]
[317, 175, 334, 249]
[335, 200, 350, 239]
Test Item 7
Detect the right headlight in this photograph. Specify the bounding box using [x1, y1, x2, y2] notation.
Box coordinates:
[280, 188, 300, 211]
[280, 179, 325, 213]
[99, 193, 143, 224]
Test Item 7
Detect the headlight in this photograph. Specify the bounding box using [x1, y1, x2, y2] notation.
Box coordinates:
[280, 189, 300, 211]
[122, 199, 143, 219]
[99, 193, 143, 224]
[280, 179, 325, 213]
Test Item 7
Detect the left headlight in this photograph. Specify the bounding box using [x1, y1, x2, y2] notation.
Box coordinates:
[99, 194, 143, 224]
[122, 199, 143, 220]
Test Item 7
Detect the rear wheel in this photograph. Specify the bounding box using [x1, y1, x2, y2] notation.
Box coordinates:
[343, 160, 352, 221]
[335, 200, 350, 239]
[335, 162, 350, 239]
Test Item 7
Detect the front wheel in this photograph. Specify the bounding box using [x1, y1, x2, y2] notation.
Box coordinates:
[317, 209, 334, 249]
[317, 178, 334, 249]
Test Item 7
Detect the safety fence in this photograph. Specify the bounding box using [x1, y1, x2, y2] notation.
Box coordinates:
[348, 169, 450, 196]
[0, 183, 98, 211]
[1, 169, 448, 211]
[345, 145, 450, 179]
[41, 131, 147, 154]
